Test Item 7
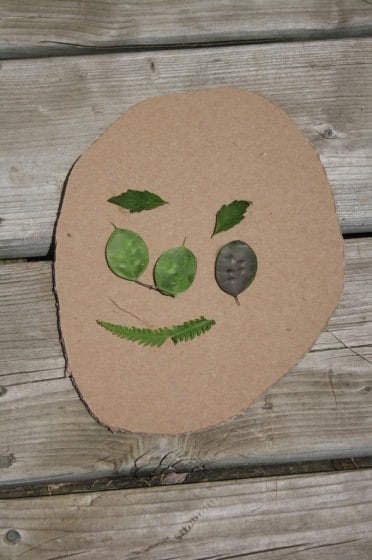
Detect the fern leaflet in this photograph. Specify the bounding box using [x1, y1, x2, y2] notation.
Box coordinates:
[97, 316, 215, 347]
[97, 321, 170, 347]
[170, 316, 216, 344]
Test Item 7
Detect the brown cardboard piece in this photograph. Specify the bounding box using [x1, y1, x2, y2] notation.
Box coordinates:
[55, 88, 344, 434]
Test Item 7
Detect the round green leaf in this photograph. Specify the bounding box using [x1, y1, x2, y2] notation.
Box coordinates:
[105, 227, 149, 281]
[154, 245, 197, 295]
[215, 240, 257, 302]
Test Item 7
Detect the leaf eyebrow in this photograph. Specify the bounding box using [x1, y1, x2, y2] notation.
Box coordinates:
[212, 199, 252, 237]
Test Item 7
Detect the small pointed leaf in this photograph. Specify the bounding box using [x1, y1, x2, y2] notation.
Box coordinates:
[108, 189, 168, 213]
[212, 200, 252, 236]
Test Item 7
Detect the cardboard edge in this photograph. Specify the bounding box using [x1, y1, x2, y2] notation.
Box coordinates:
[52, 155, 82, 379]
[52, 87, 346, 436]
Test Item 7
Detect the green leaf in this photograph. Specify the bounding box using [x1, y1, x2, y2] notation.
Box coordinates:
[170, 316, 216, 344]
[212, 200, 252, 236]
[97, 316, 216, 347]
[97, 321, 170, 347]
[108, 189, 168, 213]
[105, 227, 149, 281]
[154, 245, 197, 295]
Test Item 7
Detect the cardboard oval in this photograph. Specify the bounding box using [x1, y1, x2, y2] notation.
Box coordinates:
[55, 88, 344, 434]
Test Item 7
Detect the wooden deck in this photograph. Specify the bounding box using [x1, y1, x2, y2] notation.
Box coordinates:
[1, 2, 372, 558]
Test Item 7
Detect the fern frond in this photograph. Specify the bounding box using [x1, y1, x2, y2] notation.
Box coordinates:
[170, 316, 216, 344]
[97, 321, 170, 347]
[96, 316, 215, 347]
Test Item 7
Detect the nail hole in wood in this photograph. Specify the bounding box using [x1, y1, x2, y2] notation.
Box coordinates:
[5, 530, 21, 544]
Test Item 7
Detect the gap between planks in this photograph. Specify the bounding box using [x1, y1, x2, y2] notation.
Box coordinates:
[1, 455, 372, 500]
[1, 0, 372, 58]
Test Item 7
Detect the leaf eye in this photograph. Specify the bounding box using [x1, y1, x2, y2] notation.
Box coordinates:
[105, 227, 149, 281]
[215, 240, 257, 304]
[154, 245, 197, 295]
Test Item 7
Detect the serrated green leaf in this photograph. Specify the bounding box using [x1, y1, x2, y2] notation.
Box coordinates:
[212, 200, 252, 236]
[108, 189, 168, 213]
[96, 316, 216, 347]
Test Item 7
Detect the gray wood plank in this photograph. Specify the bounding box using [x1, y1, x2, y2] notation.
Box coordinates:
[1, 38, 371, 259]
[1, 0, 371, 58]
[0, 261, 65, 386]
[0, 239, 371, 486]
[1, 469, 372, 559]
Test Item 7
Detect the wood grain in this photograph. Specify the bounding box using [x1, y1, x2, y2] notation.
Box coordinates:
[1, 0, 371, 58]
[0, 37, 371, 258]
[0, 261, 65, 386]
[1, 469, 372, 559]
[0, 238, 371, 486]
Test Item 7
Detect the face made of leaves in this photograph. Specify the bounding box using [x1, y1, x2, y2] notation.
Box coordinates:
[98, 190, 257, 346]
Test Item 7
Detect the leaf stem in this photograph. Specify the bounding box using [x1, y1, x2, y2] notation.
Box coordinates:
[134, 279, 175, 298]
[108, 297, 151, 327]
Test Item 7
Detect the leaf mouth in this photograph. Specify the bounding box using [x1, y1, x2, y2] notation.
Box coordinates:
[97, 316, 216, 347]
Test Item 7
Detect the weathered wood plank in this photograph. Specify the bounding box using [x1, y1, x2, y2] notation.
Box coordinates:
[1, 470, 372, 559]
[0, 261, 65, 386]
[1, 0, 371, 58]
[0, 38, 371, 258]
[0, 239, 371, 486]
[1, 348, 371, 486]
